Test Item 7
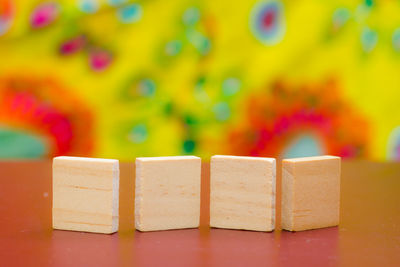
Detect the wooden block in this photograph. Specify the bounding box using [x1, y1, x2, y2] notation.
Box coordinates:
[210, 155, 276, 232]
[135, 156, 201, 231]
[52, 156, 119, 234]
[281, 155, 341, 231]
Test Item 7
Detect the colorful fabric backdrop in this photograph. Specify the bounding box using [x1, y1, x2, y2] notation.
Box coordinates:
[0, 0, 399, 160]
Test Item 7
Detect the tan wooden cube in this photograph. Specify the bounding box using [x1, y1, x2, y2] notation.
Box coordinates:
[135, 156, 201, 231]
[52, 156, 119, 234]
[281, 155, 341, 231]
[210, 155, 276, 232]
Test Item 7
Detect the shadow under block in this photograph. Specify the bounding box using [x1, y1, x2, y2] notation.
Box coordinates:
[52, 157, 119, 234]
[281, 156, 341, 231]
[210, 155, 276, 232]
[135, 156, 201, 232]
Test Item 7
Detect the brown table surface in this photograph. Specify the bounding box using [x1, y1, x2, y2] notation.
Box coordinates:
[0, 160, 399, 266]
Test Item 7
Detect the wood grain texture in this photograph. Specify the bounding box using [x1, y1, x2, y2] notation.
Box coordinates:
[52, 156, 119, 234]
[135, 156, 201, 231]
[1, 160, 400, 266]
[210, 155, 276, 232]
[281, 156, 340, 231]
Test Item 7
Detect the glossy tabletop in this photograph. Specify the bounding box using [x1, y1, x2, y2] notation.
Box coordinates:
[0, 160, 399, 266]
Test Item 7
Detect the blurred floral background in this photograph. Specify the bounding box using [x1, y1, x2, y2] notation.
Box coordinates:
[0, 0, 399, 160]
